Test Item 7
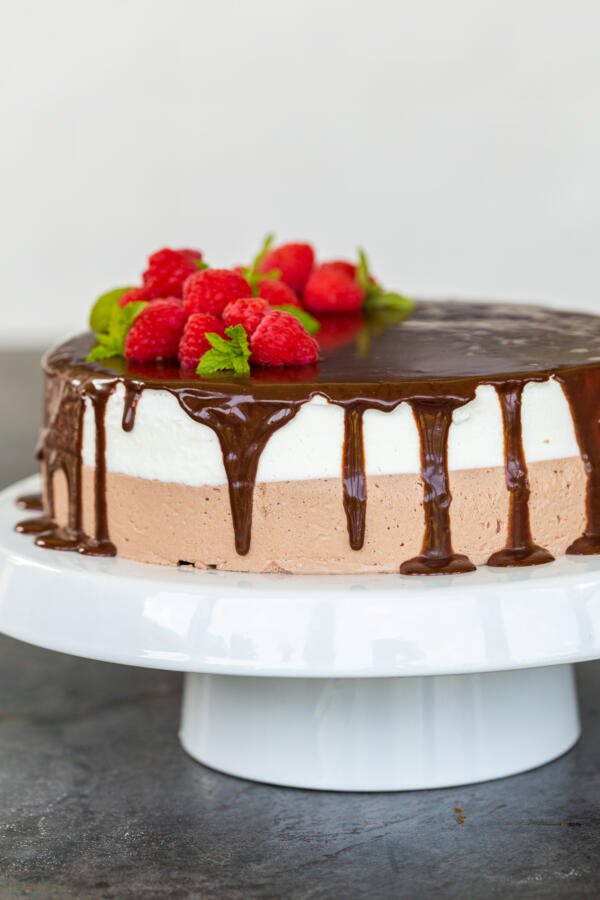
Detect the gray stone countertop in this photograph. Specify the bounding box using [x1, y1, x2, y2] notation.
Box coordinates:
[1, 350, 599, 899]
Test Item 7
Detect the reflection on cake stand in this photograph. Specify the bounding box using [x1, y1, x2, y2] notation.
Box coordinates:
[2, 477, 600, 791]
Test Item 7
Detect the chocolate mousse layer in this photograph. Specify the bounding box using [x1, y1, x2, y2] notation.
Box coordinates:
[45, 458, 585, 574]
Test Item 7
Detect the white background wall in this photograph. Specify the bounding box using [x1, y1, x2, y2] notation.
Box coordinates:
[1, 0, 599, 345]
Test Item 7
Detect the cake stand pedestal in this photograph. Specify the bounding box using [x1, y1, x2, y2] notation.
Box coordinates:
[2, 477, 599, 791]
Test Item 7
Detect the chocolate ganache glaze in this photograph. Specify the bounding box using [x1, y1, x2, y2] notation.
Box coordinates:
[16, 300, 600, 574]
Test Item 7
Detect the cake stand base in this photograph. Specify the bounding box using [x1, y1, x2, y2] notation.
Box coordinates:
[179, 665, 580, 791]
[5, 476, 600, 793]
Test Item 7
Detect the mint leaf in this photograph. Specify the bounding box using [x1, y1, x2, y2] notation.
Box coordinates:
[273, 305, 320, 334]
[195, 259, 210, 270]
[252, 233, 275, 270]
[86, 298, 147, 362]
[363, 291, 415, 314]
[86, 331, 121, 362]
[356, 246, 414, 315]
[87, 343, 120, 362]
[243, 233, 279, 294]
[112, 300, 147, 334]
[356, 248, 372, 295]
[197, 324, 251, 376]
[232, 353, 250, 375]
[243, 265, 281, 295]
[89, 287, 134, 333]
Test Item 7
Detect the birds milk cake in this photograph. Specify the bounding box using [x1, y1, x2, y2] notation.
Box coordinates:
[15, 239, 600, 575]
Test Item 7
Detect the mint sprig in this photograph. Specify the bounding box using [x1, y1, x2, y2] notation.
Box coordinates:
[89, 287, 134, 334]
[197, 324, 251, 376]
[87, 298, 147, 362]
[243, 233, 281, 294]
[273, 305, 320, 334]
[357, 248, 415, 315]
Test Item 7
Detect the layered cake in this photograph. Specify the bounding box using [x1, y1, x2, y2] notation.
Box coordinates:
[16, 239, 600, 575]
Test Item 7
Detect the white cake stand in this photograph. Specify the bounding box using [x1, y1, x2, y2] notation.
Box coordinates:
[2, 476, 600, 791]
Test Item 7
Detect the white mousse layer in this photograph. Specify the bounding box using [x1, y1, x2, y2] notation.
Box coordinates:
[81, 379, 580, 487]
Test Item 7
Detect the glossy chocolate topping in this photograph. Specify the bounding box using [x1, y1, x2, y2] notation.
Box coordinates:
[16, 300, 600, 573]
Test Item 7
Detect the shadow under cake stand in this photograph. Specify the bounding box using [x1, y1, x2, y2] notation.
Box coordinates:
[2, 475, 600, 791]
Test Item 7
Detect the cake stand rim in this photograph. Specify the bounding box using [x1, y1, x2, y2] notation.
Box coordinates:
[3, 475, 600, 678]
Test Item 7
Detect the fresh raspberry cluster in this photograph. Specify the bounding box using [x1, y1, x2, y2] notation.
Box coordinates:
[89, 238, 410, 371]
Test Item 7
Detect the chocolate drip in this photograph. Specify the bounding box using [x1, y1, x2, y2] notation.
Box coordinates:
[16, 492, 43, 511]
[401, 399, 476, 575]
[122, 383, 142, 432]
[558, 368, 600, 554]
[16, 471, 54, 534]
[487, 383, 554, 567]
[15, 515, 56, 534]
[34, 381, 86, 552]
[18, 372, 117, 557]
[171, 392, 300, 554]
[81, 385, 117, 556]
[342, 405, 367, 550]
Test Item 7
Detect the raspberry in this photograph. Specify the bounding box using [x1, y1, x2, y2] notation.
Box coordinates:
[119, 286, 149, 307]
[223, 297, 270, 335]
[320, 259, 378, 289]
[183, 269, 252, 316]
[124, 298, 187, 362]
[258, 278, 300, 307]
[178, 248, 205, 267]
[320, 260, 356, 279]
[258, 242, 314, 293]
[250, 310, 320, 367]
[303, 265, 365, 314]
[119, 248, 202, 306]
[178, 313, 225, 369]
[143, 247, 202, 297]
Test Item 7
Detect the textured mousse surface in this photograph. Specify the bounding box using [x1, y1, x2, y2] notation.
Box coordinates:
[50, 457, 587, 573]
